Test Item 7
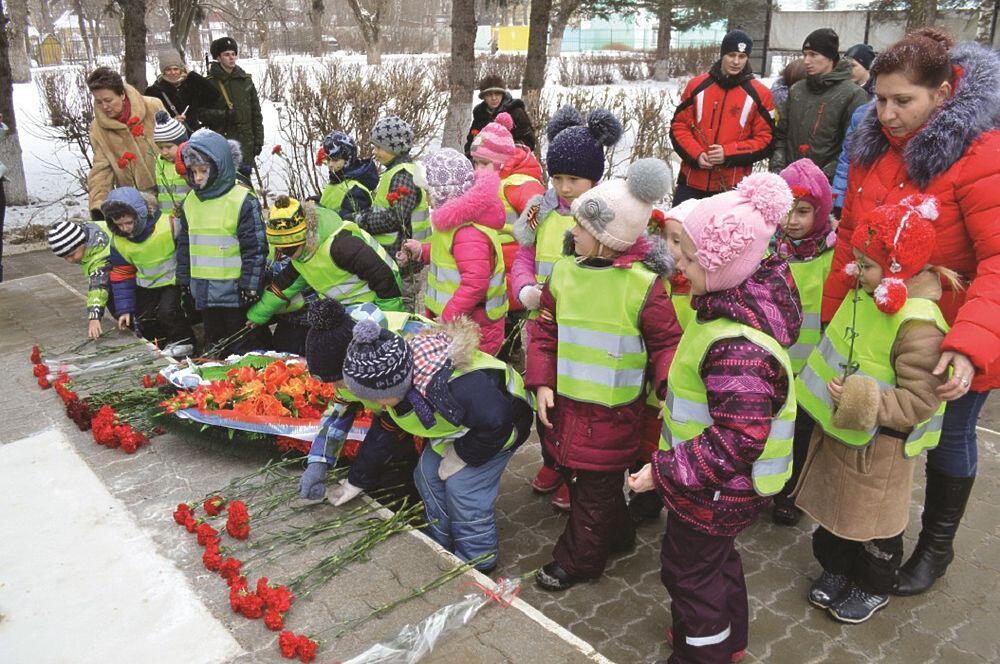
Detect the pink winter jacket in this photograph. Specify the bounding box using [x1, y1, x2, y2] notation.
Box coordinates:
[418, 169, 508, 355]
[509, 191, 574, 300]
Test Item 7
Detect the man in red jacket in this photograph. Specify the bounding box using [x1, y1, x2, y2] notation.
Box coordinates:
[669, 30, 776, 205]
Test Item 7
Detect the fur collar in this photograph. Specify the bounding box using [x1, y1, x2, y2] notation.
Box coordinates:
[430, 168, 505, 232]
[849, 42, 1000, 188]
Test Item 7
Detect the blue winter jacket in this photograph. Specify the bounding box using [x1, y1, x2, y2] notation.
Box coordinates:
[104, 187, 161, 315]
[832, 102, 872, 210]
[174, 129, 267, 309]
[331, 158, 380, 220]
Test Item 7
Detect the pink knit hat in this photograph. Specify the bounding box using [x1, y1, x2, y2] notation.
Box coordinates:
[470, 112, 517, 167]
[778, 158, 833, 230]
[682, 172, 793, 292]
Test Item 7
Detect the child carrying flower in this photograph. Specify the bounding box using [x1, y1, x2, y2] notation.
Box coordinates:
[630, 173, 799, 664]
[316, 130, 379, 220]
[528, 158, 682, 591]
[793, 196, 953, 624]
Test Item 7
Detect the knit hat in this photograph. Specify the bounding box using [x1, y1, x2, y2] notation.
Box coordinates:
[342, 319, 414, 403]
[47, 220, 87, 257]
[154, 110, 188, 145]
[802, 28, 840, 63]
[572, 158, 672, 252]
[266, 195, 308, 247]
[478, 74, 506, 99]
[321, 130, 357, 164]
[210, 37, 238, 59]
[417, 148, 475, 209]
[844, 43, 876, 71]
[470, 112, 517, 168]
[721, 29, 753, 56]
[683, 173, 794, 292]
[157, 49, 185, 73]
[304, 299, 356, 382]
[849, 195, 939, 314]
[546, 106, 623, 183]
[370, 115, 413, 156]
[778, 158, 833, 232]
[663, 198, 701, 226]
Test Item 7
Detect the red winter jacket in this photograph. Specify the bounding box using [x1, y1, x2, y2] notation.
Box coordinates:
[670, 62, 775, 193]
[500, 146, 546, 215]
[524, 235, 683, 472]
[823, 43, 1000, 391]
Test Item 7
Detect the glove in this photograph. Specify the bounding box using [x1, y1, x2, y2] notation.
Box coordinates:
[438, 445, 467, 481]
[239, 288, 260, 307]
[518, 284, 543, 311]
[299, 462, 329, 500]
[327, 479, 363, 507]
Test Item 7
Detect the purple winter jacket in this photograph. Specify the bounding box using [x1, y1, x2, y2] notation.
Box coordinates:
[652, 254, 802, 537]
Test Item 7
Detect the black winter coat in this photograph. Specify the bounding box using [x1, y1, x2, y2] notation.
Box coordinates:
[144, 71, 223, 134]
[464, 93, 536, 156]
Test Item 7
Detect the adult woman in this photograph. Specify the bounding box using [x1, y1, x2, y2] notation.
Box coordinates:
[86, 67, 164, 220]
[822, 28, 1000, 596]
[463, 75, 535, 157]
[144, 50, 222, 134]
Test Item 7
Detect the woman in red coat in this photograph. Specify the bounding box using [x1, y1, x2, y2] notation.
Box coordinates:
[822, 28, 1000, 596]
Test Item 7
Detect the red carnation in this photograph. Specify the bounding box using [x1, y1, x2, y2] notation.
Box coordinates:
[790, 184, 811, 199]
[229, 585, 247, 613]
[33, 363, 48, 378]
[296, 635, 318, 662]
[204, 496, 226, 516]
[130, 123, 145, 138]
[156, 374, 167, 386]
[272, 144, 283, 155]
[196, 522, 219, 546]
[30, 345, 41, 364]
[278, 631, 299, 658]
[184, 514, 198, 533]
[173, 503, 192, 525]
[264, 608, 284, 631]
[238, 592, 265, 619]
[219, 557, 243, 582]
[38, 376, 51, 389]
[798, 143, 810, 156]
[225, 500, 250, 540]
[315, 147, 327, 166]
[202, 546, 223, 572]
[395, 185, 411, 197]
[126, 116, 140, 128]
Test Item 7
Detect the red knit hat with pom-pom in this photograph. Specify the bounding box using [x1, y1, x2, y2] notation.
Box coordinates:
[849, 194, 938, 313]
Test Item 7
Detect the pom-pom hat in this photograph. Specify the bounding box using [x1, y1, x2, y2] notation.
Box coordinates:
[304, 299, 356, 382]
[470, 112, 517, 167]
[545, 106, 622, 183]
[342, 320, 413, 403]
[266, 196, 308, 247]
[849, 194, 939, 313]
[572, 158, 673, 252]
[682, 173, 794, 292]
[47, 220, 87, 257]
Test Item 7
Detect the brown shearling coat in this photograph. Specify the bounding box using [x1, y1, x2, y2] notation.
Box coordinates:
[87, 84, 165, 216]
[794, 270, 947, 541]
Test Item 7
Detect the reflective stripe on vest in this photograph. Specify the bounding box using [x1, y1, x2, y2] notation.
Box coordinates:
[319, 179, 373, 214]
[646, 283, 695, 408]
[549, 258, 655, 407]
[425, 222, 509, 321]
[534, 209, 575, 283]
[156, 158, 190, 210]
[372, 162, 429, 246]
[293, 220, 401, 307]
[387, 352, 532, 455]
[112, 213, 178, 288]
[183, 186, 249, 280]
[796, 290, 949, 457]
[786, 251, 834, 374]
[659, 317, 798, 496]
[498, 173, 540, 244]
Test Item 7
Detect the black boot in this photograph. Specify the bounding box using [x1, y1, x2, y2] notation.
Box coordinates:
[893, 467, 975, 596]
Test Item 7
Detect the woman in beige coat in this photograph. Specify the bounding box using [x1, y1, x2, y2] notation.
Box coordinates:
[793, 197, 952, 625]
[86, 67, 165, 220]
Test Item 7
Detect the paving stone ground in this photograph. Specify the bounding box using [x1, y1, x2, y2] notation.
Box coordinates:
[3, 250, 999, 663]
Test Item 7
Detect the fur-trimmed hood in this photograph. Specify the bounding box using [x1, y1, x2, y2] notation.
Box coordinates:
[411, 316, 481, 372]
[429, 168, 505, 233]
[849, 42, 1000, 188]
[561, 230, 675, 278]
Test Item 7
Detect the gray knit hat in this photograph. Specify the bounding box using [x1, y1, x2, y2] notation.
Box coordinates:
[47, 220, 87, 257]
[342, 319, 413, 402]
[157, 49, 185, 73]
[154, 110, 188, 145]
[370, 115, 413, 155]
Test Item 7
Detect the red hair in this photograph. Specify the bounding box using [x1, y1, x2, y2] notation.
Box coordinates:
[871, 27, 955, 89]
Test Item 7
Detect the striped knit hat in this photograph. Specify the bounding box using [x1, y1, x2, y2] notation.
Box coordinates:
[154, 110, 188, 145]
[266, 196, 308, 247]
[47, 220, 87, 257]
[470, 112, 517, 167]
[342, 319, 413, 403]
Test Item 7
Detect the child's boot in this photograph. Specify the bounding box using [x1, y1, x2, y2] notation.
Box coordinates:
[828, 584, 889, 623]
[531, 465, 562, 493]
[807, 571, 849, 609]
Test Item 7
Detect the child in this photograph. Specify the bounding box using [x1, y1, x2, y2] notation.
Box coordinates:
[46, 218, 127, 340]
[771, 157, 837, 526]
[528, 158, 682, 591]
[397, 148, 508, 356]
[153, 111, 191, 215]
[247, 195, 404, 349]
[629, 173, 799, 664]
[794, 196, 950, 624]
[317, 130, 379, 220]
[353, 115, 429, 251]
[341, 316, 534, 572]
[658, 199, 701, 330]
[511, 105, 623, 509]
[101, 187, 193, 351]
[175, 128, 269, 353]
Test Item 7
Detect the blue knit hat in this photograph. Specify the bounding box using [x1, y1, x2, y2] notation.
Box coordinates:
[342, 319, 413, 402]
[545, 106, 622, 183]
[304, 298, 356, 382]
[322, 130, 358, 164]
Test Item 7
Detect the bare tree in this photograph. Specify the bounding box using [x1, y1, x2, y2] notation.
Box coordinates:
[345, 0, 389, 65]
[34, 0, 54, 34]
[548, 0, 582, 58]
[71, 0, 94, 62]
[6, 0, 28, 82]
[308, 0, 324, 57]
[0, 0, 27, 206]
[976, 0, 995, 43]
[442, 0, 475, 150]
[115, 0, 149, 89]
[522, 0, 551, 106]
[169, 0, 203, 59]
[652, 0, 673, 81]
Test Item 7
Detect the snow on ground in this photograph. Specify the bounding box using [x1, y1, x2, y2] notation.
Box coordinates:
[0, 428, 243, 663]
